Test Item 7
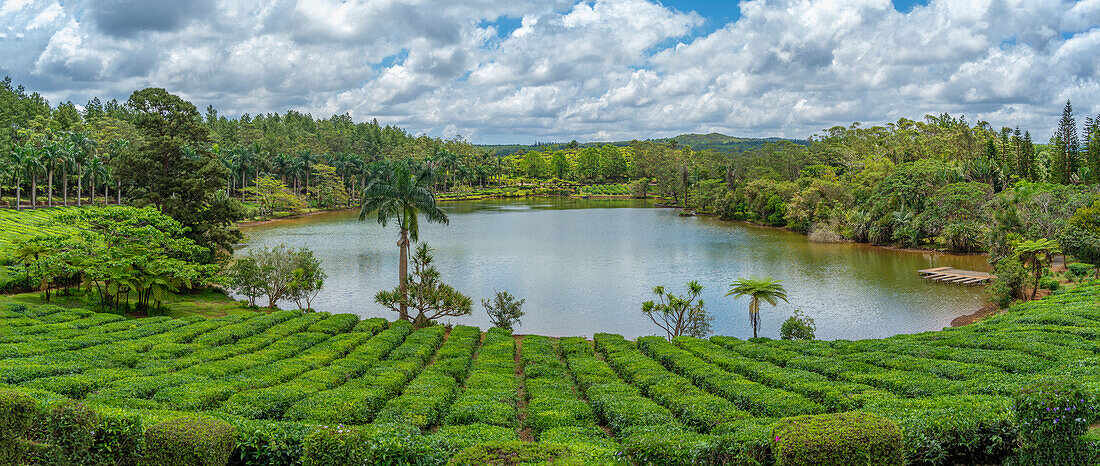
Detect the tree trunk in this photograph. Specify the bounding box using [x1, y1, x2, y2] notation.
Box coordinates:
[48, 169, 53, 207]
[398, 229, 410, 321]
[15, 181, 21, 210]
[77, 169, 82, 206]
[31, 174, 37, 207]
[62, 167, 68, 206]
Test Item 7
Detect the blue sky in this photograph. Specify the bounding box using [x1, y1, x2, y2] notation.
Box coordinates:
[0, 0, 1097, 143]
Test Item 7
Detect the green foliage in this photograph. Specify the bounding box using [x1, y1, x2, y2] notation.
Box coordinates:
[0, 390, 38, 464]
[727, 277, 789, 339]
[989, 256, 1028, 308]
[780, 309, 816, 340]
[245, 176, 305, 217]
[144, 416, 237, 466]
[448, 440, 575, 465]
[482, 290, 524, 332]
[376, 243, 472, 328]
[118, 88, 244, 253]
[641, 281, 712, 340]
[771, 412, 904, 466]
[1012, 379, 1097, 465]
[301, 423, 441, 466]
[229, 244, 324, 309]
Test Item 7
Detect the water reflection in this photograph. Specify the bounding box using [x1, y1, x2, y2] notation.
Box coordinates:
[239, 198, 989, 340]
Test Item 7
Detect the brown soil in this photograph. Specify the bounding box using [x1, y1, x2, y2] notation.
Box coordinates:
[514, 335, 535, 442]
[236, 207, 354, 227]
[951, 302, 1002, 327]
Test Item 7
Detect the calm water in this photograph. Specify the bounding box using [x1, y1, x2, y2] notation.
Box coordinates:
[238, 198, 989, 340]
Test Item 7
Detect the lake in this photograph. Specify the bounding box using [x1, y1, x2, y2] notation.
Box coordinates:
[237, 198, 990, 340]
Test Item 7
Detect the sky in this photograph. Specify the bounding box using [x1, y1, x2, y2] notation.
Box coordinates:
[0, 0, 1098, 144]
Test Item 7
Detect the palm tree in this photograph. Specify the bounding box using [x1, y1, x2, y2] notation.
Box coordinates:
[23, 144, 45, 208]
[106, 139, 129, 205]
[1016, 238, 1061, 300]
[7, 144, 33, 209]
[359, 161, 448, 321]
[727, 277, 789, 339]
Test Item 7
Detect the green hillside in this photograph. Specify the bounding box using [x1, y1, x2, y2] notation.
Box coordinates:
[478, 132, 808, 156]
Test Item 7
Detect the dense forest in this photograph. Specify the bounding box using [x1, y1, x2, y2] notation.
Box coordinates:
[2, 76, 1100, 305]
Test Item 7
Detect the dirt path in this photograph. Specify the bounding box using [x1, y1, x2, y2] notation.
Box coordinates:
[514, 335, 535, 442]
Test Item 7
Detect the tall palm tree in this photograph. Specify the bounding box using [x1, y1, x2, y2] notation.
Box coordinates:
[69, 132, 94, 206]
[106, 139, 129, 205]
[727, 277, 789, 339]
[7, 144, 33, 209]
[23, 144, 45, 208]
[1016, 238, 1061, 300]
[296, 149, 316, 198]
[359, 161, 448, 321]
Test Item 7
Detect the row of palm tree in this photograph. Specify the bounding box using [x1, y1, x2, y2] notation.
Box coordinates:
[1, 133, 125, 209]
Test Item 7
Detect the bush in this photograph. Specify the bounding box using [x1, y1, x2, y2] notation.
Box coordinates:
[619, 423, 713, 464]
[301, 423, 442, 466]
[448, 440, 574, 465]
[780, 309, 816, 340]
[1039, 275, 1060, 291]
[771, 411, 903, 466]
[228, 419, 314, 466]
[430, 423, 518, 457]
[865, 395, 1017, 465]
[0, 390, 39, 463]
[1012, 379, 1097, 465]
[144, 417, 237, 466]
[46, 401, 98, 465]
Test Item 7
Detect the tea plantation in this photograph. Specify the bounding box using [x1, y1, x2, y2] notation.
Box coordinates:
[2, 285, 1100, 464]
[0, 208, 74, 256]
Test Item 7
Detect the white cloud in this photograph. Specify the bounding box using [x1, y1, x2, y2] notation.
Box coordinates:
[0, 0, 1097, 143]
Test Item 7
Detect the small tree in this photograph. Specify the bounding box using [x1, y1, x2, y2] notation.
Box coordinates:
[641, 281, 713, 341]
[376, 243, 471, 328]
[246, 176, 305, 218]
[780, 309, 816, 340]
[988, 256, 1028, 308]
[287, 249, 326, 311]
[226, 255, 264, 306]
[727, 277, 789, 339]
[1015, 239, 1061, 300]
[482, 290, 525, 332]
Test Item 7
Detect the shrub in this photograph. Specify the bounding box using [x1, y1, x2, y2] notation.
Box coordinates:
[1012, 379, 1097, 465]
[619, 423, 713, 464]
[448, 440, 574, 465]
[865, 395, 1017, 465]
[46, 401, 98, 465]
[1039, 275, 1060, 291]
[0, 390, 39, 464]
[771, 411, 903, 466]
[708, 417, 776, 465]
[430, 423, 518, 457]
[228, 419, 314, 466]
[780, 309, 816, 340]
[301, 423, 441, 466]
[144, 417, 237, 466]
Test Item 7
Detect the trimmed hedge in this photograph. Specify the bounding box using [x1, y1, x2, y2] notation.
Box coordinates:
[771, 411, 904, 466]
[144, 416, 237, 466]
[448, 440, 575, 465]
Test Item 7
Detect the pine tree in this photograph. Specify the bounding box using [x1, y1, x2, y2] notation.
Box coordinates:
[1085, 115, 1100, 184]
[1021, 131, 1035, 181]
[1053, 100, 1080, 184]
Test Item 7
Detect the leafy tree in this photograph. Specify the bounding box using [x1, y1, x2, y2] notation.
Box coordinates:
[726, 277, 788, 339]
[376, 243, 471, 328]
[523, 151, 547, 179]
[1015, 238, 1061, 300]
[359, 162, 449, 322]
[988, 256, 1028, 308]
[482, 290, 525, 332]
[287, 249, 326, 311]
[641, 281, 712, 341]
[780, 309, 816, 340]
[115, 88, 244, 253]
[246, 176, 304, 217]
[308, 164, 350, 209]
[550, 151, 570, 179]
[254, 244, 297, 308]
[1060, 197, 1100, 277]
[226, 255, 263, 306]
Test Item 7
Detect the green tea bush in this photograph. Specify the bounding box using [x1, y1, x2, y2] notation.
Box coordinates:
[865, 395, 1017, 465]
[429, 423, 518, 457]
[771, 411, 904, 466]
[0, 390, 39, 463]
[448, 440, 574, 465]
[301, 423, 441, 465]
[144, 416, 237, 466]
[445, 328, 516, 428]
[1012, 379, 1097, 465]
[619, 423, 713, 464]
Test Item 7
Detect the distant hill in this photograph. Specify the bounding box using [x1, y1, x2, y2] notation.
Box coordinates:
[476, 132, 808, 156]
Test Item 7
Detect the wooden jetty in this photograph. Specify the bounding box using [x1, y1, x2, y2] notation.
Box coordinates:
[919, 267, 996, 285]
